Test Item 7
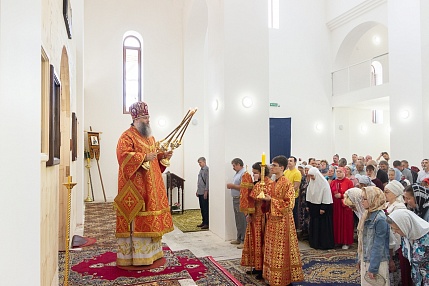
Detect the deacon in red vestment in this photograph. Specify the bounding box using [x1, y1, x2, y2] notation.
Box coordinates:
[262, 156, 304, 285]
[115, 101, 174, 267]
[241, 163, 274, 279]
[330, 167, 355, 248]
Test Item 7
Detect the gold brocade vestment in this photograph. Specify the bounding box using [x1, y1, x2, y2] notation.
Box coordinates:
[115, 126, 173, 238]
[263, 176, 304, 285]
[241, 176, 274, 271]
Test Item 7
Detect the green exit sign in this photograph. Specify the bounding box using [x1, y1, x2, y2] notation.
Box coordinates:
[270, 102, 280, 107]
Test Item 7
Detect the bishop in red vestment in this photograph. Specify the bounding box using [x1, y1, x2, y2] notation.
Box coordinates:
[115, 101, 173, 267]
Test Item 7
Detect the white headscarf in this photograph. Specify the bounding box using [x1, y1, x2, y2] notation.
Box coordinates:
[388, 209, 429, 261]
[306, 167, 333, 204]
[388, 209, 429, 240]
[385, 180, 405, 203]
[344, 187, 365, 219]
[355, 174, 375, 186]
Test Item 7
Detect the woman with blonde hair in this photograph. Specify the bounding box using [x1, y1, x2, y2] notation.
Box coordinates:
[357, 186, 390, 285]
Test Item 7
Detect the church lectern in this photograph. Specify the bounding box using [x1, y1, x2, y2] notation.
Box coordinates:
[166, 172, 185, 214]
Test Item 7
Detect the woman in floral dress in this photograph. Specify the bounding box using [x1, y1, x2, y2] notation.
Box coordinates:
[387, 209, 429, 286]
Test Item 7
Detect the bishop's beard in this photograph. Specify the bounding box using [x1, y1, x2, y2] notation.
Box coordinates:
[135, 122, 151, 138]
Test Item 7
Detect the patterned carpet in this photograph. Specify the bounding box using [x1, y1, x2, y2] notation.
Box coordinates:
[59, 203, 239, 286]
[66, 203, 361, 285]
[218, 248, 360, 285]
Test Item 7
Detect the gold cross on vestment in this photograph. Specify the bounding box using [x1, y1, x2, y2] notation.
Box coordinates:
[125, 196, 134, 207]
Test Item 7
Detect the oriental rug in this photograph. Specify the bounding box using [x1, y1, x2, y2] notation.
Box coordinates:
[58, 246, 242, 286]
[217, 248, 361, 286]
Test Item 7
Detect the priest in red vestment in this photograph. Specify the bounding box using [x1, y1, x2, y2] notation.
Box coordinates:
[241, 162, 274, 280]
[114, 101, 174, 267]
[262, 155, 304, 285]
[330, 166, 355, 249]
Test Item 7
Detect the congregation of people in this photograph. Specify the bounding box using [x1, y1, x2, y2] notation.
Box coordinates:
[115, 102, 428, 285]
[230, 152, 429, 286]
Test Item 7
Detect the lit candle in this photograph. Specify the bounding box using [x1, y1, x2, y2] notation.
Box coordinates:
[68, 176, 72, 184]
[261, 152, 266, 165]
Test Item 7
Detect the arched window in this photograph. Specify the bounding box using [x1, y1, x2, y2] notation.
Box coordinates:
[371, 60, 383, 86]
[123, 32, 143, 113]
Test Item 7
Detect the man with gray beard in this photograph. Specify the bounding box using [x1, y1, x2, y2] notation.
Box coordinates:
[115, 101, 174, 267]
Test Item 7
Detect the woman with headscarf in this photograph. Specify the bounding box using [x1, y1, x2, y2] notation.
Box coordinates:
[357, 186, 390, 286]
[345, 165, 359, 187]
[330, 167, 355, 249]
[324, 165, 336, 184]
[306, 167, 334, 250]
[319, 159, 329, 176]
[403, 184, 429, 222]
[343, 187, 365, 220]
[387, 209, 429, 286]
[384, 180, 409, 286]
[355, 174, 375, 188]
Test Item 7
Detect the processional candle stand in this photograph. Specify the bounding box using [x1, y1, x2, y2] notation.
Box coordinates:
[257, 152, 266, 199]
[63, 176, 77, 286]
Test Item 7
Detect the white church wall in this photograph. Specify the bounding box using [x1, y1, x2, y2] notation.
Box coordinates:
[388, 1, 428, 166]
[182, 0, 209, 210]
[84, 0, 186, 201]
[333, 107, 390, 161]
[205, 0, 270, 241]
[326, 0, 368, 21]
[1, 1, 41, 285]
[269, 0, 333, 162]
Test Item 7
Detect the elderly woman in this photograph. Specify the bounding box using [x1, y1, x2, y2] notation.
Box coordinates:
[384, 180, 409, 286]
[345, 165, 359, 187]
[319, 159, 329, 176]
[358, 186, 390, 286]
[306, 167, 334, 250]
[387, 209, 429, 286]
[331, 167, 355, 249]
[355, 174, 375, 189]
[325, 165, 337, 184]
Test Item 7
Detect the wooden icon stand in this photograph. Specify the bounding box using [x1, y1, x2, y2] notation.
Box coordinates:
[86, 128, 107, 202]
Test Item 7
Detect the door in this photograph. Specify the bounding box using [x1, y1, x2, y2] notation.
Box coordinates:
[269, 118, 291, 161]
